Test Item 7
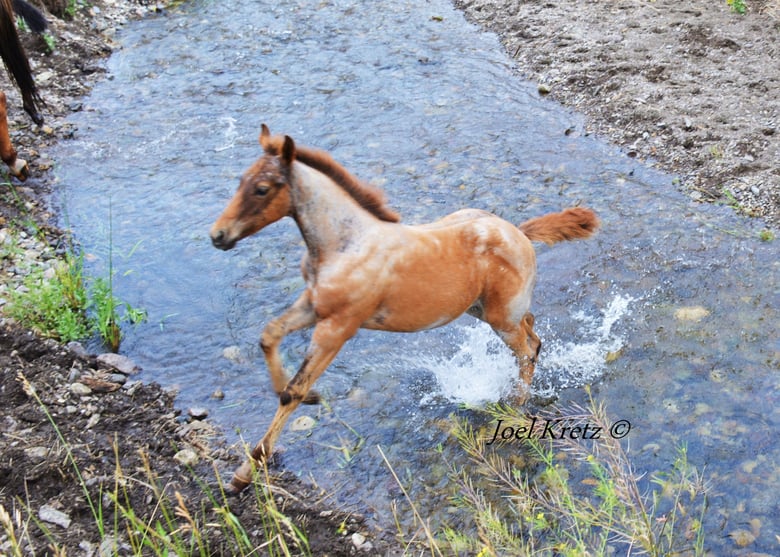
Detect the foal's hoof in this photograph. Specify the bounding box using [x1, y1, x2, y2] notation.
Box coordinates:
[302, 389, 321, 405]
[224, 474, 251, 497]
[502, 388, 530, 408]
[8, 158, 28, 181]
[276, 389, 321, 405]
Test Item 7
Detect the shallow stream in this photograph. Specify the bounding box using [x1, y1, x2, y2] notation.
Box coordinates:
[51, 0, 778, 551]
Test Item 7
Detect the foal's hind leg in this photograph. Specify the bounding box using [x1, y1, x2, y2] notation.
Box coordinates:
[0, 92, 28, 180]
[260, 290, 320, 404]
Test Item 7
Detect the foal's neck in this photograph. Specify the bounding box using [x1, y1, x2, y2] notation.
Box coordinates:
[290, 162, 379, 260]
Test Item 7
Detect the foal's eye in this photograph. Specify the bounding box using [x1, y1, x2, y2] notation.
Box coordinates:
[254, 185, 271, 197]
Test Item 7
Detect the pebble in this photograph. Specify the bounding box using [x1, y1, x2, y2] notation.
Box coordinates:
[66, 341, 89, 358]
[351, 533, 366, 548]
[86, 413, 101, 429]
[108, 373, 127, 385]
[69, 383, 93, 396]
[79, 375, 122, 393]
[39, 505, 72, 529]
[674, 306, 709, 322]
[188, 407, 209, 420]
[173, 448, 199, 467]
[728, 529, 755, 547]
[97, 353, 140, 375]
[290, 415, 316, 431]
[222, 345, 242, 362]
[351, 532, 373, 552]
[24, 446, 49, 462]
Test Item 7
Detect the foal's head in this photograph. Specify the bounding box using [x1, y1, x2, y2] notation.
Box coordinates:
[210, 124, 295, 250]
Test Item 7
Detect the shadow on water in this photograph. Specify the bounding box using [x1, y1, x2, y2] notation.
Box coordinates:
[51, 0, 778, 549]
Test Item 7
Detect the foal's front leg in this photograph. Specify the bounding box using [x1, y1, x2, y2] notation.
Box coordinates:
[228, 315, 361, 494]
[260, 290, 319, 404]
[491, 312, 542, 391]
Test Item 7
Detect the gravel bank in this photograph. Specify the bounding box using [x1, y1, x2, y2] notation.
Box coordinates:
[455, 0, 779, 229]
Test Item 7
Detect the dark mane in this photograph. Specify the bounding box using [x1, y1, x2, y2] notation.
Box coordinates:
[264, 135, 401, 223]
[295, 147, 401, 223]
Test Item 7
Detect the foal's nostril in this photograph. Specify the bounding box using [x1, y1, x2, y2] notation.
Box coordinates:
[211, 230, 224, 244]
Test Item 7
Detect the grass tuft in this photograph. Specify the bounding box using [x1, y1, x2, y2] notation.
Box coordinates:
[387, 387, 709, 556]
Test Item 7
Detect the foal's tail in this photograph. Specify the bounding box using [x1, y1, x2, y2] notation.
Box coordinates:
[519, 207, 600, 245]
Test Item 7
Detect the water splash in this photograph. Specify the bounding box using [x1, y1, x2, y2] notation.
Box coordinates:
[421, 294, 634, 404]
[533, 294, 634, 398]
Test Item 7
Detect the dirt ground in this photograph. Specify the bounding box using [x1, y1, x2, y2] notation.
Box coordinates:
[0, 0, 778, 555]
[455, 0, 779, 229]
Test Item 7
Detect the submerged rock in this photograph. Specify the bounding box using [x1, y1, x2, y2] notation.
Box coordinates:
[96, 353, 140, 375]
[674, 306, 710, 322]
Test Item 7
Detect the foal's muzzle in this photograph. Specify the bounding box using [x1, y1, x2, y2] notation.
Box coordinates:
[210, 229, 236, 251]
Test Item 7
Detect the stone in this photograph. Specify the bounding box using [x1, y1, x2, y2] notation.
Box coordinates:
[173, 448, 199, 467]
[674, 306, 709, 322]
[66, 341, 89, 358]
[97, 353, 140, 375]
[24, 446, 49, 462]
[79, 375, 122, 393]
[728, 529, 755, 547]
[86, 414, 101, 429]
[188, 407, 209, 420]
[39, 505, 71, 529]
[69, 383, 93, 396]
[290, 415, 316, 431]
[222, 345, 242, 362]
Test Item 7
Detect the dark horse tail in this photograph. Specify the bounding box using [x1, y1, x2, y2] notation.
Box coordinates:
[0, 0, 44, 125]
[13, 0, 47, 33]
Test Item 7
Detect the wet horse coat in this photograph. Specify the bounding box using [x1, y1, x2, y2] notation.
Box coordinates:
[210, 125, 599, 492]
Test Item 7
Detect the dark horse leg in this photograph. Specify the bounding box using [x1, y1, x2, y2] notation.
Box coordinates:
[0, 0, 45, 180]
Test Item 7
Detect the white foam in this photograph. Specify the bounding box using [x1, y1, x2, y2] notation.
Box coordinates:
[420, 294, 634, 404]
[533, 294, 634, 397]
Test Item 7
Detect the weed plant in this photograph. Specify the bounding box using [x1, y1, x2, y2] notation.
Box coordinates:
[3, 373, 312, 556]
[388, 388, 709, 556]
[2, 188, 145, 349]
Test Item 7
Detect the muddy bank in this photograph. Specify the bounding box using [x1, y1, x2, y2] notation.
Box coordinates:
[454, 0, 779, 229]
[0, 323, 396, 555]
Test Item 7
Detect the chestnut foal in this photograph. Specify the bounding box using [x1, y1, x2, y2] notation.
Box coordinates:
[210, 125, 599, 493]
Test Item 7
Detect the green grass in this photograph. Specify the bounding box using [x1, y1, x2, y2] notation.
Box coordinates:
[727, 0, 747, 14]
[5, 244, 146, 349]
[1, 189, 146, 349]
[4, 374, 313, 557]
[387, 388, 709, 556]
[6, 252, 92, 342]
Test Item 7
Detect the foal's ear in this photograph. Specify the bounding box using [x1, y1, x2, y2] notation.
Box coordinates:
[259, 124, 271, 150]
[281, 135, 296, 165]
